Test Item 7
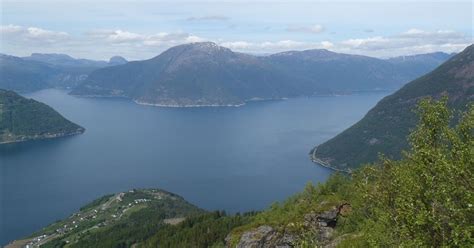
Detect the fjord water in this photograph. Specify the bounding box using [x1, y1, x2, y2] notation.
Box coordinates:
[0, 89, 386, 244]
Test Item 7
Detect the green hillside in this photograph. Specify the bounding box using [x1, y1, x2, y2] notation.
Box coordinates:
[313, 44, 474, 171]
[0, 89, 84, 144]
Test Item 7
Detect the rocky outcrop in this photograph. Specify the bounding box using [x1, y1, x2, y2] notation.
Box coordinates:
[303, 203, 352, 246]
[231, 225, 296, 248]
[229, 203, 351, 248]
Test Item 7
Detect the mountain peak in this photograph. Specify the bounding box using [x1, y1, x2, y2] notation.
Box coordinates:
[181, 42, 231, 53]
[108, 56, 128, 65]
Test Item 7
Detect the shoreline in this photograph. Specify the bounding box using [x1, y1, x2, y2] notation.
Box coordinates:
[0, 129, 85, 145]
[309, 146, 351, 173]
[67, 89, 389, 109]
[134, 100, 246, 108]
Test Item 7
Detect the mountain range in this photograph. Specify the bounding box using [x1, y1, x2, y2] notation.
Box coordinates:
[312, 44, 474, 171]
[70, 42, 452, 106]
[0, 53, 127, 92]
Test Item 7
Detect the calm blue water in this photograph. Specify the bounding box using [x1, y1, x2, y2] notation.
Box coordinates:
[0, 89, 386, 245]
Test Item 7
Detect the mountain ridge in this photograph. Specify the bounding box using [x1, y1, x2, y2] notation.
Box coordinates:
[71, 42, 453, 107]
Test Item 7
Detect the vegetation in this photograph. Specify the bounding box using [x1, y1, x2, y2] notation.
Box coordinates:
[229, 97, 473, 247]
[22, 189, 202, 248]
[0, 89, 84, 143]
[314, 44, 473, 170]
[140, 211, 256, 248]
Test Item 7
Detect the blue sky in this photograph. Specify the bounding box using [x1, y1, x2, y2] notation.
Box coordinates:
[1, 0, 472, 60]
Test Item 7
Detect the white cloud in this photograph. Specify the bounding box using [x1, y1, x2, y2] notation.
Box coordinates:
[85, 29, 204, 47]
[338, 28, 472, 56]
[219, 40, 330, 52]
[286, 24, 324, 34]
[1, 24, 471, 60]
[1, 24, 70, 44]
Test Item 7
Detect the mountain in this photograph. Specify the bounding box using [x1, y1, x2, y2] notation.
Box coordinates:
[0, 89, 85, 144]
[71, 42, 451, 106]
[0, 54, 128, 93]
[312, 44, 473, 171]
[108, 56, 128, 66]
[23, 53, 128, 68]
[0, 54, 60, 92]
[266, 49, 402, 92]
[71, 42, 300, 106]
[386, 52, 455, 80]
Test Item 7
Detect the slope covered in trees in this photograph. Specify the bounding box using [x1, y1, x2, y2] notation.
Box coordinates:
[0, 89, 84, 144]
[313, 44, 474, 171]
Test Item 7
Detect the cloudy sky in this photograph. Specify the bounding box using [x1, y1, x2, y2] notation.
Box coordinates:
[1, 0, 472, 60]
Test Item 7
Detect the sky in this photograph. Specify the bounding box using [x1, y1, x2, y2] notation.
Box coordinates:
[0, 0, 472, 60]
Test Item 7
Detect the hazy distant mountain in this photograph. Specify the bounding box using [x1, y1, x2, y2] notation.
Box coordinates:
[386, 52, 455, 80]
[0, 54, 127, 92]
[108, 56, 128, 66]
[0, 89, 84, 144]
[312, 45, 473, 171]
[266, 49, 403, 92]
[0, 54, 59, 92]
[23, 53, 128, 68]
[71, 42, 452, 106]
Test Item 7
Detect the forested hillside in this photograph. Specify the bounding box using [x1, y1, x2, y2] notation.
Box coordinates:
[0, 89, 84, 144]
[313, 44, 474, 170]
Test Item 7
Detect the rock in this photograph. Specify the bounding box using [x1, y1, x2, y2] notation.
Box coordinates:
[234, 225, 295, 248]
[303, 203, 351, 245]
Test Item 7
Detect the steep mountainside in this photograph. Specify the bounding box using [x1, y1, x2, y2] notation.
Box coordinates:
[313, 44, 473, 171]
[71, 42, 451, 106]
[0, 89, 84, 144]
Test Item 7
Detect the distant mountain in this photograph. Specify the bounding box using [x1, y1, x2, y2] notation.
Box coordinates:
[71, 42, 300, 106]
[266, 49, 403, 92]
[312, 44, 473, 171]
[108, 56, 128, 66]
[386, 52, 455, 80]
[0, 89, 84, 144]
[23, 53, 128, 68]
[71, 42, 451, 106]
[0, 54, 59, 92]
[0, 54, 127, 92]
